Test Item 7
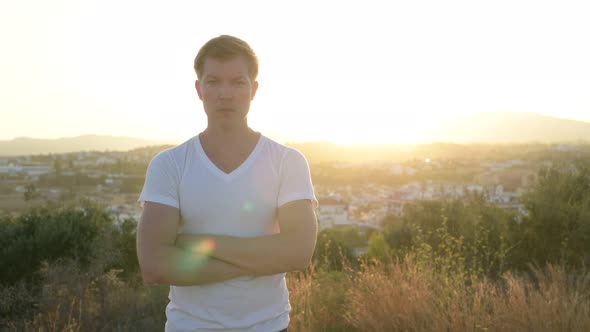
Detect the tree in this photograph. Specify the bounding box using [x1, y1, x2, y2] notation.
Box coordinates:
[0, 199, 114, 286]
[111, 218, 140, 280]
[384, 198, 514, 278]
[23, 183, 40, 202]
[313, 229, 355, 271]
[513, 161, 590, 269]
[367, 233, 392, 262]
[53, 158, 62, 177]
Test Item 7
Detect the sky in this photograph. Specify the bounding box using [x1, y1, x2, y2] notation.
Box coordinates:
[1, 0, 589, 144]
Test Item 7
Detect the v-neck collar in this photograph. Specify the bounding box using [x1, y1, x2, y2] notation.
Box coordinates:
[194, 134, 266, 183]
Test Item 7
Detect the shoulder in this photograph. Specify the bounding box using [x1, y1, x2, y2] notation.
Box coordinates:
[261, 136, 312, 179]
[151, 136, 196, 161]
[147, 136, 197, 172]
[262, 136, 306, 159]
[262, 136, 309, 167]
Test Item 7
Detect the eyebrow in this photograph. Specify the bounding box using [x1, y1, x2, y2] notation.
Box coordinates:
[203, 74, 248, 81]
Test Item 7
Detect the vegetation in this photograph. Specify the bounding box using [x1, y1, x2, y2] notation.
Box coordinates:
[1, 159, 589, 331]
[288, 258, 590, 332]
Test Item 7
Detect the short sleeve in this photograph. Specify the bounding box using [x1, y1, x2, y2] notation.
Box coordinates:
[277, 148, 318, 209]
[138, 151, 180, 209]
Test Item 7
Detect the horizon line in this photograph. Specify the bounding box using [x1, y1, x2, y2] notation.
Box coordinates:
[1, 133, 589, 147]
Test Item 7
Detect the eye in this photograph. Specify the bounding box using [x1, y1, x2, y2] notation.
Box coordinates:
[233, 80, 247, 86]
[206, 80, 217, 85]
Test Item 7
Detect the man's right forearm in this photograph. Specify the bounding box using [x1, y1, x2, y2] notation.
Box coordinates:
[140, 245, 253, 286]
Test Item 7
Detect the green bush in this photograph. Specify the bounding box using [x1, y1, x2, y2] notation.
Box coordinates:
[514, 161, 590, 269]
[0, 200, 112, 286]
[0, 199, 139, 287]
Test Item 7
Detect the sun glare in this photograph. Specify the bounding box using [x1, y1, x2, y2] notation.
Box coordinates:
[315, 113, 435, 145]
[2, 1, 589, 143]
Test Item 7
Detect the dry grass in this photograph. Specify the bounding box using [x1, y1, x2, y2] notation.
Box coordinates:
[489, 265, 590, 332]
[287, 266, 354, 332]
[3, 259, 589, 331]
[345, 258, 449, 331]
[4, 260, 168, 331]
[287, 258, 590, 332]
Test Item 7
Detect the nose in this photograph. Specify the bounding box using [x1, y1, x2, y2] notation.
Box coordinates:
[218, 83, 233, 100]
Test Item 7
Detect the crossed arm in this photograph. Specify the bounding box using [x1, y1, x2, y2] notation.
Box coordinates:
[136, 200, 318, 286]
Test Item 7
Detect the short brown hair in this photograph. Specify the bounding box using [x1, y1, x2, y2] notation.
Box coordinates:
[193, 35, 259, 81]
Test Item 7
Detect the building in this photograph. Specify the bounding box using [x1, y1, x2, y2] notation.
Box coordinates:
[316, 197, 349, 231]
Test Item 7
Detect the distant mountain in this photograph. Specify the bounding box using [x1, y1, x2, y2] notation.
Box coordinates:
[287, 112, 590, 163]
[0, 135, 165, 156]
[2, 113, 589, 157]
[426, 112, 590, 143]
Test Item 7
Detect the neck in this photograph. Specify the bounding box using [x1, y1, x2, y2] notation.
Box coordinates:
[200, 123, 257, 146]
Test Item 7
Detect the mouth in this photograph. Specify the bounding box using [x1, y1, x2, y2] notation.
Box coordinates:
[216, 108, 236, 112]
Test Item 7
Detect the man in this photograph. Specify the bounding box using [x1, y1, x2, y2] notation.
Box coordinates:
[136, 35, 318, 332]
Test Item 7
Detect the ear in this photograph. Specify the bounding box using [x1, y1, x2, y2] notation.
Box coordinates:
[251, 81, 259, 100]
[195, 80, 203, 100]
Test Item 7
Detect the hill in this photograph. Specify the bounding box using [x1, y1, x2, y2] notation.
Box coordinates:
[426, 112, 590, 144]
[0, 135, 162, 156]
[2, 113, 589, 158]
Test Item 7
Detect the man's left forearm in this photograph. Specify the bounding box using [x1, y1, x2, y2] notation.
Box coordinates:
[177, 200, 318, 276]
[175, 231, 316, 276]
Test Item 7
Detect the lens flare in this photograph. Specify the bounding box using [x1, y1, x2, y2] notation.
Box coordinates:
[179, 239, 216, 273]
[192, 238, 215, 256]
[243, 200, 253, 211]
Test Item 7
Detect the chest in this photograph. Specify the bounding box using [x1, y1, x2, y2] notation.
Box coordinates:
[177, 157, 281, 237]
[205, 149, 252, 174]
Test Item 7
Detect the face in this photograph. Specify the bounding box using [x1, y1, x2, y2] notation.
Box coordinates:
[195, 56, 258, 128]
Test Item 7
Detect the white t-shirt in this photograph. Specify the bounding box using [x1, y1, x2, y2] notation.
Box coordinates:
[138, 134, 318, 332]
